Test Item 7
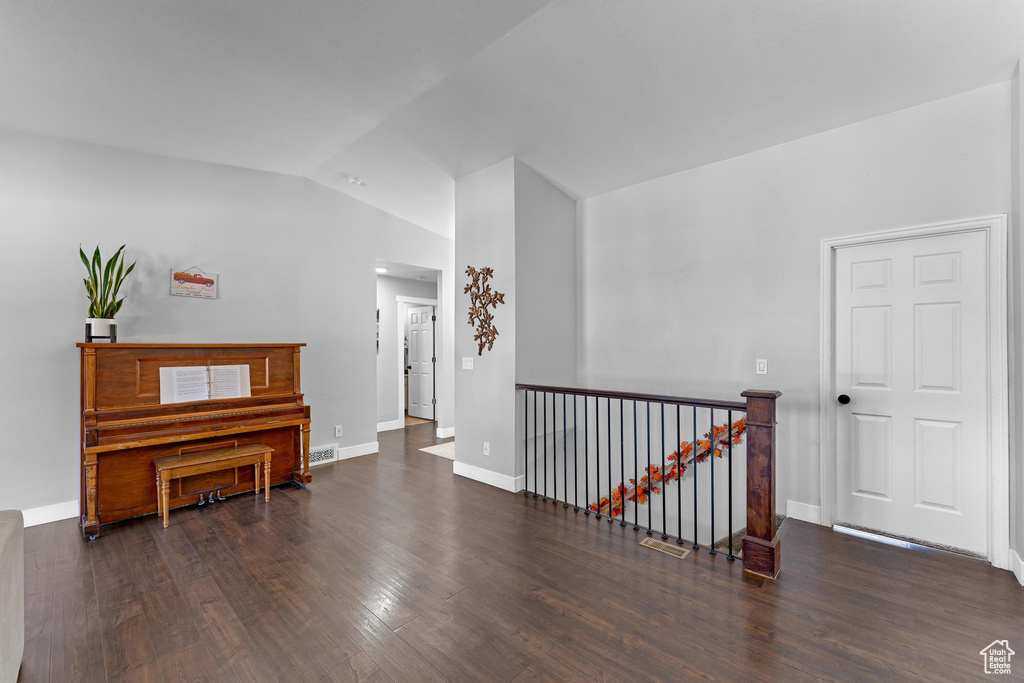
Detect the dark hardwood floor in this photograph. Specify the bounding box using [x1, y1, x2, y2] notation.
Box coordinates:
[18, 422, 1024, 682]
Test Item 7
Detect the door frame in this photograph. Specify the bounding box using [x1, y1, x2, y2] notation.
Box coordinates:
[819, 215, 1008, 568]
[396, 295, 438, 425]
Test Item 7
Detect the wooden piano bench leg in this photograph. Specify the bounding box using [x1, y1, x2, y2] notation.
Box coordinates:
[264, 458, 271, 502]
[155, 473, 162, 517]
[254, 463, 260, 498]
[160, 478, 170, 528]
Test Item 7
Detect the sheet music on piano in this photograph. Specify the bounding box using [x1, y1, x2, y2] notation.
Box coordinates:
[209, 364, 249, 399]
[159, 364, 252, 403]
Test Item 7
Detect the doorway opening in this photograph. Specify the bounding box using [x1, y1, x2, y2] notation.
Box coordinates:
[375, 260, 440, 432]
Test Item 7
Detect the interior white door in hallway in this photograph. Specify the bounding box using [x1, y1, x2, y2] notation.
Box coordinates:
[834, 229, 988, 554]
[407, 305, 435, 420]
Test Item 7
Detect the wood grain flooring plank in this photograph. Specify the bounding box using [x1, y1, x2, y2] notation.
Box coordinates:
[324, 650, 392, 683]
[47, 519, 105, 683]
[89, 526, 166, 683]
[18, 524, 56, 683]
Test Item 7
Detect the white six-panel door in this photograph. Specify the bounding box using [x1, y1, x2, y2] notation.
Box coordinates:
[407, 305, 434, 420]
[834, 230, 988, 554]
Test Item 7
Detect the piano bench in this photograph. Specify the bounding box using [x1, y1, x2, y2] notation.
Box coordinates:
[153, 444, 274, 528]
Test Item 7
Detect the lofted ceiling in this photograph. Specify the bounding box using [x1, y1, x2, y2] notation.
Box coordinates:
[0, 0, 550, 237]
[2, 1, 1023, 238]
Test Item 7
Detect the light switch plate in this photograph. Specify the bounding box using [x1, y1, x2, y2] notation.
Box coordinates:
[756, 359, 768, 375]
[462, 357, 474, 370]
[335, 425, 343, 437]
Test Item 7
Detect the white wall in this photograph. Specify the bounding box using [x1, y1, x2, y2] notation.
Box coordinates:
[454, 159, 517, 480]
[0, 130, 454, 517]
[514, 159, 578, 386]
[453, 158, 578, 489]
[577, 82, 1012, 521]
[376, 275, 438, 426]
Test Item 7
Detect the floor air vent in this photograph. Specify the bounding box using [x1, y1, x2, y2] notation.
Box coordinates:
[640, 537, 691, 560]
[309, 444, 338, 467]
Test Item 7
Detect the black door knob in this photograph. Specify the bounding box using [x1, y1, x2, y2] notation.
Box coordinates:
[837, 394, 851, 405]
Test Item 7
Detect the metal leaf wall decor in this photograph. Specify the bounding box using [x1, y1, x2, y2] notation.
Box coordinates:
[465, 265, 505, 355]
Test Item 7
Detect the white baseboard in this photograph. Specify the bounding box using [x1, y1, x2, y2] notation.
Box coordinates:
[376, 419, 402, 432]
[337, 441, 378, 460]
[787, 499, 822, 525]
[436, 426, 455, 439]
[453, 461, 523, 492]
[1011, 549, 1024, 587]
[22, 500, 79, 528]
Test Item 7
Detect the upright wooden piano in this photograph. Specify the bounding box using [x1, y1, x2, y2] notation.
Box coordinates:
[77, 343, 311, 539]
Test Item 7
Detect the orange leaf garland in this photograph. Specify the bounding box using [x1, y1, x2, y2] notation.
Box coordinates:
[584, 418, 746, 517]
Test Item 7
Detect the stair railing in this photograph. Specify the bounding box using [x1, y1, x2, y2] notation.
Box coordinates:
[515, 384, 781, 580]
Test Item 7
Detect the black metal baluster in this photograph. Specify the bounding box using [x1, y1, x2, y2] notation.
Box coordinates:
[533, 392, 538, 498]
[676, 404, 683, 545]
[607, 397, 613, 523]
[584, 397, 590, 515]
[619, 399, 626, 526]
[632, 401, 639, 531]
[727, 409, 735, 561]
[523, 391, 528, 496]
[563, 394, 568, 508]
[646, 402, 652, 535]
[552, 394, 558, 506]
[661, 403, 668, 539]
[574, 396, 579, 512]
[543, 392, 548, 501]
[595, 399, 602, 519]
[692, 405, 699, 550]
[709, 407, 717, 555]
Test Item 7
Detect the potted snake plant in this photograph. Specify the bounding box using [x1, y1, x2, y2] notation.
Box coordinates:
[80, 244, 135, 340]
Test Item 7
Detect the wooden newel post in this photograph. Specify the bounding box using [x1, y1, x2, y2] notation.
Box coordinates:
[740, 389, 782, 580]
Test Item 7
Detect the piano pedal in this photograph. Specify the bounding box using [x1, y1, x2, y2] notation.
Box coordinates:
[197, 493, 206, 506]
[208, 491, 217, 504]
[215, 489, 226, 502]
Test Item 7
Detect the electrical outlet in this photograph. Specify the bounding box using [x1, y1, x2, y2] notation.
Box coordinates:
[483, 442, 490, 456]
[756, 359, 768, 375]
[462, 357, 474, 370]
[335, 425, 343, 438]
